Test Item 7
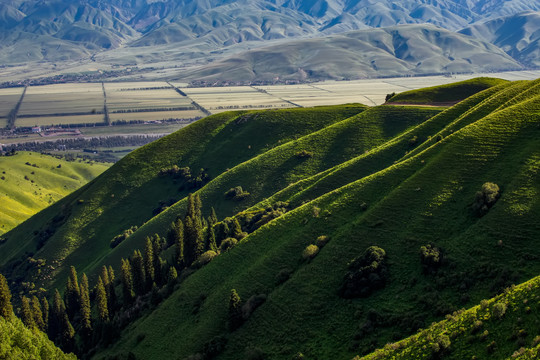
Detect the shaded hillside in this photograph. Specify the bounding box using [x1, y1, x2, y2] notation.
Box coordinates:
[0, 315, 76, 359]
[460, 11, 540, 68]
[0, 152, 110, 235]
[99, 78, 539, 360]
[1, 78, 539, 360]
[358, 274, 540, 359]
[179, 25, 523, 83]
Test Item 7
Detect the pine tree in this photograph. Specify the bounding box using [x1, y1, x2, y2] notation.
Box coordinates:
[184, 216, 197, 266]
[144, 237, 155, 290]
[152, 235, 164, 285]
[21, 296, 36, 328]
[195, 193, 203, 220]
[131, 250, 146, 296]
[0, 273, 13, 318]
[107, 266, 117, 313]
[49, 289, 64, 341]
[65, 266, 80, 320]
[31, 295, 46, 332]
[209, 207, 218, 226]
[96, 276, 109, 323]
[228, 289, 243, 331]
[170, 218, 185, 267]
[186, 193, 196, 220]
[205, 222, 218, 252]
[120, 258, 134, 305]
[79, 273, 92, 334]
[41, 296, 49, 331]
[230, 218, 244, 239]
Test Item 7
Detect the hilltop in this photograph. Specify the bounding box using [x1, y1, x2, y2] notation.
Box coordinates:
[0, 152, 110, 235]
[0, 77, 539, 360]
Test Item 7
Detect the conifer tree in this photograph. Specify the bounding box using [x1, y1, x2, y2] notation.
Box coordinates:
[41, 296, 49, 330]
[230, 218, 244, 239]
[183, 216, 199, 266]
[120, 259, 134, 305]
[205, 222, 218, 252]
[48, 289, 63, 341]
[21, 295, 36, 328]
[171, 218, 185, 267]
[195, 193, 203, 220]
[50, 288, 76, 348]
[0, 273, 13, 318]
[144, 237, 155, 289]
[101, 266, 110, 293]
[228, 289, 243, 331]
[65, 266, 80, 319]
[186, 193, 197, 219]
[79, 273, 92, 334]
[31, 295, 46, 332]
[152, 235, 164, 285]
[107, 266, 117, 312]
[96, 277, 109, 322]
[131, 250, 146, 295]
[209, 207, 218, 226]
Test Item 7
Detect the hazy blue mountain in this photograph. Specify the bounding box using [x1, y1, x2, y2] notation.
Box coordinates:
[460, 11, 540, 67]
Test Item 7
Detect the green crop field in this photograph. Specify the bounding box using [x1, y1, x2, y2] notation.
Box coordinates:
[109, 110, 204, 122]
[0, 87, 23, 117]
[16, 114, 105, 127]
[0, 152, 110, 235]
[0, 77, 539, 360]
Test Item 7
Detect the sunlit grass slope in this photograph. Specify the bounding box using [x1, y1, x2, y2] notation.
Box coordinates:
[0, 152, 109, 235]
[0, 106, 366, 288]
[94, 79, 539, 359]
[359, 274, 540, 360]
[389, 77, 508, 104]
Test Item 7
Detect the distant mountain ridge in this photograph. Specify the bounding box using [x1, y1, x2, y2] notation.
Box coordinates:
[0, 0, 539, 80]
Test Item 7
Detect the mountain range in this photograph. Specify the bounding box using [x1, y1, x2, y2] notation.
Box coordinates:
[0, 0, 539, 81]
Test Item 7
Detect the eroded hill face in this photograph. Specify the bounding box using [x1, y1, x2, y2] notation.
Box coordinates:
[1, 78, 539, 359]
[0, 1, 539, 82]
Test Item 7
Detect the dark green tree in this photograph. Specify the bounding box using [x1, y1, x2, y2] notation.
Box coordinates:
[205, 222, 218, 252]
[79, 273, 92, 334]
[65, 266, 80, 320]
[20, 296, 36, 328]
[31, 295, 46, 332]
[209, 207, 218, 226]
[41, 296, 49, 331]
[131, 250, 146, 296]
[170, 218, 185, 267]
[120, 258, 134, 305]
[107, 266, 117, 312]
[96, 276, 109, 322]
[144, 237, 155, 289]
[0, 273, 13, 318]
[184, 215, 204, 266]
[228, 289, 243, 331]
[230, 218, 244, 240]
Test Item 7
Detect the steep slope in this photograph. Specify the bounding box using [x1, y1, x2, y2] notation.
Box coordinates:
[179, 25, 523, 83]
[460, 11, 540, 68]
[96, 79, 540, 359]
[0, 315, 76, 359]
[0, 152, 110, 235]
[358, 273, 540, 359]
[1, 78, 537, 360]
[0, 106, 366, 288]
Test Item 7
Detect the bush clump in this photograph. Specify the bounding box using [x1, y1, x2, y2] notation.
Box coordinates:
[302, 244, 319, 260]
[316, 235, 330, 248]
[225, 186, 250, 201]
[110, 226, 138, 248]
[340, 246, 388, 298]
[492, 302, 507, 319]
[472, 182, 500, 217]
[295, 150, 314, 158]
[193, 250, 218, 268]
[420, 244, 442, 273]
[220, 238, 238, 252]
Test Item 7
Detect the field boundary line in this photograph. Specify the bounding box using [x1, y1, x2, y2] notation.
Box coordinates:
[250, 85, 303, 108]
[7, 85, 27, 129]
[102, 82, 111, 126]
[168, 82, 211, 116]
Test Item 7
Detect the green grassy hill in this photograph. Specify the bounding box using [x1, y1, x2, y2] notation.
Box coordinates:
[0, 315, 76, 359]
[1, 77, 538, 360]
[0, 152, 109, 235]
[358, 273, 540, 360]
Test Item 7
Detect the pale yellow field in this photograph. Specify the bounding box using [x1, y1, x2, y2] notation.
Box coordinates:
[0, 118, 7, 127]
[182, 86, 292, 113]
[16, 114, 104, 127]
[105, 88, 193, 112]
[19, 83, 104, 116]
[110, 110, 204, 122]
[0, 87, 24, 117]
[104, 82, 170, 91]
